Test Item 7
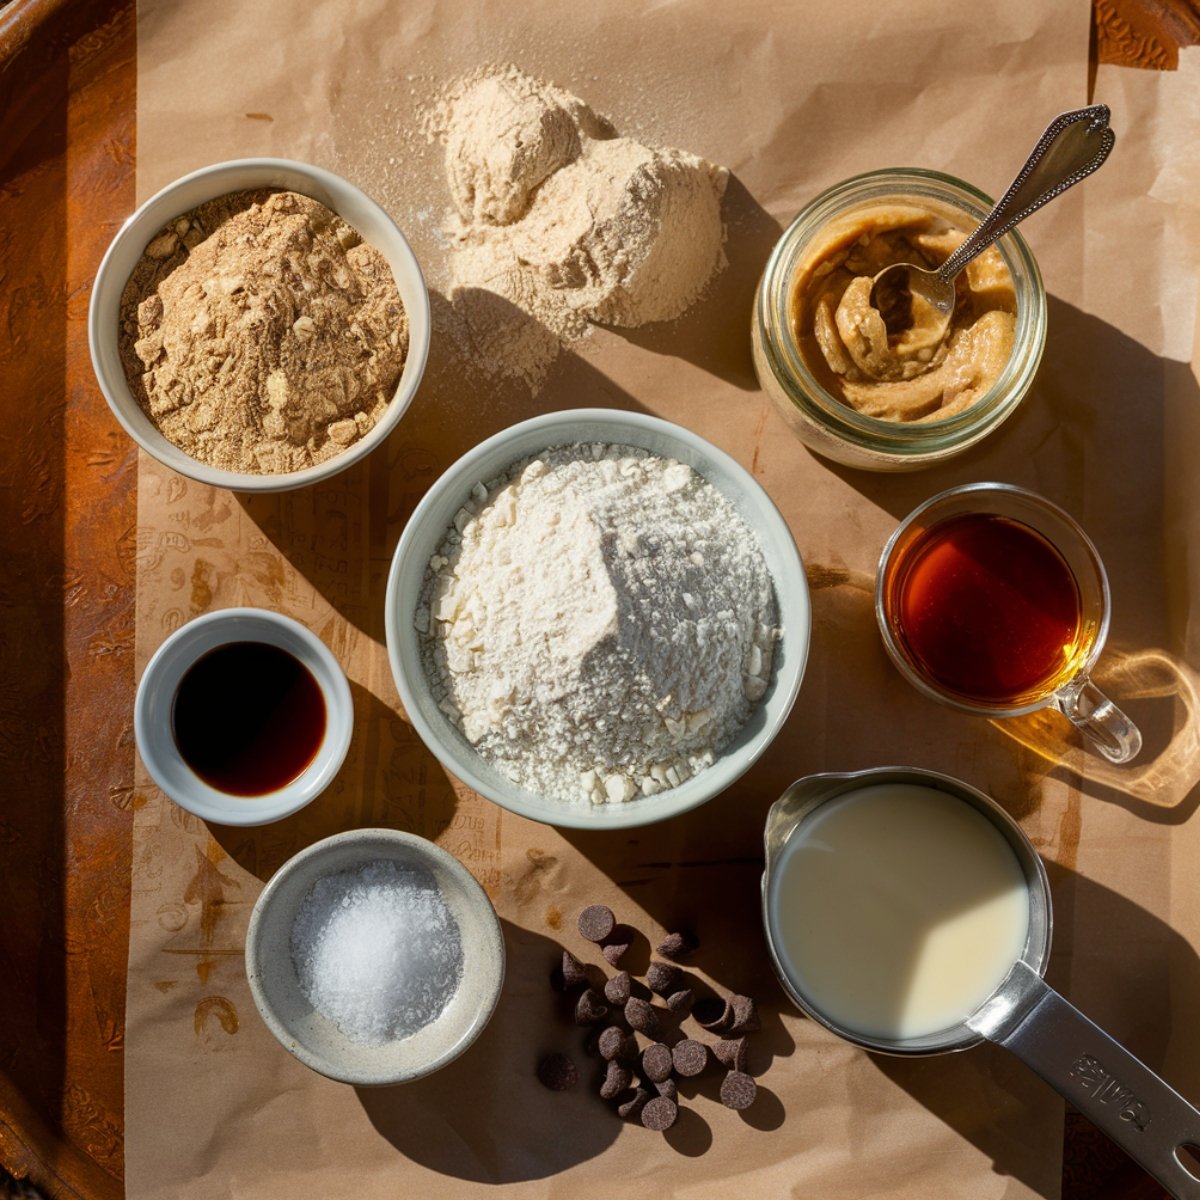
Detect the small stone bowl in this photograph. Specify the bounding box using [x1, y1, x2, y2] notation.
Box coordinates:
[88, 157, 431, 493]
[244, 829, 506, 1086]
[134, 607, 353, 826]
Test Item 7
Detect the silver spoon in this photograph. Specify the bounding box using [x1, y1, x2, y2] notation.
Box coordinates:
[870, 105, 1115, 338]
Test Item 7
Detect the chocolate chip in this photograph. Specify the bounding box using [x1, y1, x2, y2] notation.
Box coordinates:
[561, 949, 589, 990]
[536, 1052, 579, 1091]
[641, 1042, 673, 1083]
[600, 1060, 632, 1100]
[693, 995, 733, 1032]
[604, 971, 632, 1006]
[645, 960, 681, 997]
[574, 988, 609, 1025]
[666, 988, 694, 1015]
[655, 1077, 677, 1101]
[641, 1096, 678, 1131]
[671, 1038, 708, 1077]
[727, 994, 760, 1035]
[712, 1036, 748, 1073]
[617, 1086, 651, 1121]
[578, 904, 616, 943]
[625, 997, 659, 1037]
[598, 1025, 631, 1063]
[600, 923, 634, 966]
[720, 1070, 757, 1110]
[656, 931, 697, 960]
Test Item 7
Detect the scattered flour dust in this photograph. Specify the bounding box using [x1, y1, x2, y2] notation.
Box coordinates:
[424, 65, 729, 390]
[417, 444, 780, 806]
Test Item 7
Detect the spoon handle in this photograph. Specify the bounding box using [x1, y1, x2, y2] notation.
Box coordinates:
[936, 105, 1115, 284]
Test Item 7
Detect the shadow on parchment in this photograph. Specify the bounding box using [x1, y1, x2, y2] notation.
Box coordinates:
[609, 174, 783, 391]
[357, 915, 789, 1179]
[995, 646, 1200, 827]
[816, 295, 1185, 530]
[871, 867, 1200, 1200]
[809, 295, 1200, 822]
[356, 919, 622, 1181]
[209, 680, 461, 883]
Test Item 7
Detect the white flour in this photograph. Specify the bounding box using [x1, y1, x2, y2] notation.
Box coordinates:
[426, 65, 728, 390]
[416, 444, 779, 804]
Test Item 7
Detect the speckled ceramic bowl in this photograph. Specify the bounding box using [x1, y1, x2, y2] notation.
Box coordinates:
[384, 408, 811, 830]
[244, 828, 505, 1086]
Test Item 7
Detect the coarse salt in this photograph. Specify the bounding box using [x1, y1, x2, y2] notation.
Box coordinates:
[289, 860, 464, 1045]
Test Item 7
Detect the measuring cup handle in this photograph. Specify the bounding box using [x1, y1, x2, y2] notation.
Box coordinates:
[972, 963, 1200, 1200]
[1055, 677, 1143, 764]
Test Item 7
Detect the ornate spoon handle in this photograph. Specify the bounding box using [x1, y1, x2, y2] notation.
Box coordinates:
[937, 105, 1115, 283]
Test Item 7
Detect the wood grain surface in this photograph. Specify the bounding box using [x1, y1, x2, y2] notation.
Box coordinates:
[0, 0, 1193, 1196]
[0, 0, 134, 1197]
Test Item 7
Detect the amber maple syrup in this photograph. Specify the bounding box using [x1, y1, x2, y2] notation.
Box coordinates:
[172, 641, 326, 795]
[884, 512, 1086, 707]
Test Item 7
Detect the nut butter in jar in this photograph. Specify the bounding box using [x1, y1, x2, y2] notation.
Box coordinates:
[752, 170, 1046, 471]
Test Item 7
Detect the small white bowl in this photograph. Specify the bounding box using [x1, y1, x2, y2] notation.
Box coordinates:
[245, 828, 505, 1086]
[134, 608, 353, 826]
[88, 158, 431, 493]
[384, 409, 811, 830]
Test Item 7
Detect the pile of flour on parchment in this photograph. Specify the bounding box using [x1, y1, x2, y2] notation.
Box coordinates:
[416, 444, 780, 806]
[424, 65, 729, 390]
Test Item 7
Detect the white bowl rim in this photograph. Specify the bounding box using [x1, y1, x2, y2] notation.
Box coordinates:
[87, 156, 431, 494]
[133, 606, 354, 826]
[244, 827, 506, 1085]
[384, 408, 811, 830]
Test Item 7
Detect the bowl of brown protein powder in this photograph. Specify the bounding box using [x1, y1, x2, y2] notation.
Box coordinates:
[89, 158, 430, 492]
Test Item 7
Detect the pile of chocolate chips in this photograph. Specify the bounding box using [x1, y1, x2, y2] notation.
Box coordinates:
[536, 905, 761, 1132]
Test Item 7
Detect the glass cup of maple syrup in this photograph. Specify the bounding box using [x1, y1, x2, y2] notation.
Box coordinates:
[876, 483, 1142, 763]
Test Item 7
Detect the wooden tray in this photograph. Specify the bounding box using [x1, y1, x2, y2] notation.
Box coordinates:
[0, 0, 1193, 1195]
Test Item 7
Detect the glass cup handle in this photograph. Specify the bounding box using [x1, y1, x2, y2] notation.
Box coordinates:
[1055, 677, 1143, 764]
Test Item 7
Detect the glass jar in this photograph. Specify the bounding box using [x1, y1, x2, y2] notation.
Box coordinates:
[751, 169, 1047, 472]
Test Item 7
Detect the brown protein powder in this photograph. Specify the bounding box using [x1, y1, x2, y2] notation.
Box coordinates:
[119, 189, 408, 475]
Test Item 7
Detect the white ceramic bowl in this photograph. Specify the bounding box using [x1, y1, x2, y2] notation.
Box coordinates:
[384, 409, 811, 830]
[134, 607, 353, 826]
[88, 157, 431, 493]
[245, 828, 505, 1086]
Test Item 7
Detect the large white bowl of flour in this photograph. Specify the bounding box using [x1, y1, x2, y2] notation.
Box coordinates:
[385, 409, 810, 829]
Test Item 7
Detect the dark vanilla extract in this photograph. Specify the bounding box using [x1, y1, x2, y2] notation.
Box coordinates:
[172, 641, 326, 795]
[885, 513, 1085, 707]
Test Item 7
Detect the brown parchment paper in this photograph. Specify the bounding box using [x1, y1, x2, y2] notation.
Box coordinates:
[125, 2, 1200, 1196]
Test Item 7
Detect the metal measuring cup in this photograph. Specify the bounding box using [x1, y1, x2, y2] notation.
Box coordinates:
[761, 766, 1200, 1199]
